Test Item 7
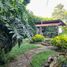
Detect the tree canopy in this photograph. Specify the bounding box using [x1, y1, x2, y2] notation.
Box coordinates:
[52, 3, 65, 19]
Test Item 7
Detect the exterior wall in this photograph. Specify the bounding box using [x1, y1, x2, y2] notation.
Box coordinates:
[58, 26, 63, 34]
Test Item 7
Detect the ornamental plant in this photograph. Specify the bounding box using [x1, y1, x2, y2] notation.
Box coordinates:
[51, 35, 67, 66]
[51, 35, 67, 49]
[31, 34, 45, 43]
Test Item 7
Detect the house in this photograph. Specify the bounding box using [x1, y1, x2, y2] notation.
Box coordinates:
[35, 19, 65, 37]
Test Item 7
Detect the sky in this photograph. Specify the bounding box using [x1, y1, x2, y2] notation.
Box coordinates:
[27, 0, 67, 17]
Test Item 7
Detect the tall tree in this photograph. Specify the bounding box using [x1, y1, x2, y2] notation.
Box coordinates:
[52, 3, 65, 19]
[64, 11, 67, 22]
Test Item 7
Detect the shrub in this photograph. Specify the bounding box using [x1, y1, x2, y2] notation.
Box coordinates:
[51, 35, 67, 49]
[31, 34, 45, 43]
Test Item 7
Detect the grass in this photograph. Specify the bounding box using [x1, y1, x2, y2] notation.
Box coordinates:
[30, 50, 56, 67]
[8, 43, 38, 57]
[5, 39, 39, 62]
[0, 39, 39, 67]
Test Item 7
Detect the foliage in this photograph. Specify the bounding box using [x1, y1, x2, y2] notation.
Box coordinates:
[0, 0, 34, 64]
[0, 0, 33, 53]
[51, 35, 67, 49]
[39, 17, 55, 21]
[62, 26, 67, 34]
[57, 55, 67, 66]
[30, 50, 56, 67]
[64, 11, 67, 22]
[0, 23, 14, 53]
[31, 34, 45, 43]
[23, 0, 30, 5]
[34, 17, 55, 24]
[0, 49, 6, 65]
[26, 12, 37, 34]
[52, 3, 65, 19]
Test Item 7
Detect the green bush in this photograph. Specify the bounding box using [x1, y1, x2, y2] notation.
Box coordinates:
[31, 34, 45, 43]
[51, 35, 67, 49]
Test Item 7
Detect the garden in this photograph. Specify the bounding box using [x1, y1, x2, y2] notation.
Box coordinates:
[0, 0, 67, 67]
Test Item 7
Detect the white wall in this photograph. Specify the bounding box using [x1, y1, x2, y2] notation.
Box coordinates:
[58, 26, 63, 34]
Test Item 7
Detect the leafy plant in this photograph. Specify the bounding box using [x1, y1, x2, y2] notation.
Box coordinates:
[0, 0, 33, 64]
[51, 35, 67, 49]
[31, 34, 45, 43]
[0, 0, 33, 52]
[23, 0, 30, 5]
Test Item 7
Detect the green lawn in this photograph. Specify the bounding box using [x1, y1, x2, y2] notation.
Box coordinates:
[30, 50, 56, 67]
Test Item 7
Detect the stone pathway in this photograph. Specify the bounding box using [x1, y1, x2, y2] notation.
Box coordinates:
[5, 46, 55, 67]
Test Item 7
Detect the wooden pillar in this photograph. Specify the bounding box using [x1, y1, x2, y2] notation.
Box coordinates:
[40, 26, 43, 35]
[36, 27, 39, 34]
[56, 26, 59, 36]
[36, 26, 43, 35]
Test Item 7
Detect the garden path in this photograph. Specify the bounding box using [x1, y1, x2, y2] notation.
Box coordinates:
[5, 45, 55, 67]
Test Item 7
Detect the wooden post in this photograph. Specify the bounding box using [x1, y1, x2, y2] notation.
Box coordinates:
[36, 27, 39, 34]
[40, 26, 43, 35]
